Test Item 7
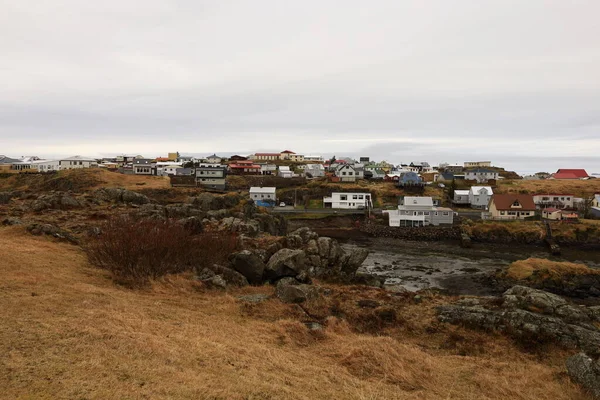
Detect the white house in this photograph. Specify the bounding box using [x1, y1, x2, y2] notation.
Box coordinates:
[335, 164, 357, 182]
[465, 169, 498, 183]
[259, 163, 277, 175]
[132, 159, 154, 175]
[305, 164, 325, 178]
[469, 186, 493, 209]
[249, 187, 277, 207]
[278, 166, 293, 178]
[464, 161, 492, 168]
[206, 154, 222, 164]
[31, 159, 60, 172]
[453, 190, 470, 205]
[532, 194, 575, 209]
[156, 162, 182, 176]
[385, 196, 454, 227]
[58, 156, 98, 170]
[323, 192, 372, 209]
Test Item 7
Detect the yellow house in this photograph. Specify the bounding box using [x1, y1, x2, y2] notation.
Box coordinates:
[488, 194, 536, 220]
[167, 152, 179, 161]
[593, 194, 600, 208]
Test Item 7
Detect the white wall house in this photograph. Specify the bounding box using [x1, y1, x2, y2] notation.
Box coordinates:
[465, 169, 498, 183]
[58, 156, 98, 170]
[249, 187, 277, 206]
[305, 164, 325, 178]
[132, 159, 154, 175]
[453, 190, 470, 205]
[31, 159, 60, 172]
[335, 164, 357, 182]
[278, 166, 293, 178]
[259, 163, 277, 175]
[532, 194, 575, 209]
[385, 196, 454, 227]
[323, 192, 372, 209]
[464, 161, 492, 168]
[156, 162, 182, 176]
[469, 186, 493, 209]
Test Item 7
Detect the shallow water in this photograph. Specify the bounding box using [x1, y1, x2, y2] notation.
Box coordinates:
[341, 237, 600, 295]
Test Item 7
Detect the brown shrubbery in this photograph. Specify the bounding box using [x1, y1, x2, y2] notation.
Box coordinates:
[86, 216, 238, 284]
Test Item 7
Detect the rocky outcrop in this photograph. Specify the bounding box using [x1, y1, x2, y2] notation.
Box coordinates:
[0, 191, 13, 205]
[264, 249, 307, 281]
[438, 286, 600, 356]
[228, 250, 265, 284]
[94, 188, 149, 205]
[275, 277, 320, 304]
[196, 264, 249, 288]
[2, 217, 22, 226]
[496, 260, 600, 299]
[30, 192, 82, 211]
[26, 223, 78, 244]
[566, 353, 600, 399]
[189, 193, 243, 211]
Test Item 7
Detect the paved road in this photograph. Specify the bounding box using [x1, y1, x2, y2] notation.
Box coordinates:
[271, 207, 373, 215]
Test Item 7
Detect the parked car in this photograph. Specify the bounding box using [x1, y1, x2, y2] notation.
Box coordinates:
[279, 202, 286, 207]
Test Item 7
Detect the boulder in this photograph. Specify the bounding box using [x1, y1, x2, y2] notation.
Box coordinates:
[285, 234, 304, 249]
[30, 192, 82, 211]
[437, 286, 600, 356]
[202, 264, 249, 287]
[351, 272, 385, 288]
[0, 191, 13, 205]
[121, 190, 149, 205]
[342, 248, 369, 275]
[275, 278, 320, 304]
[94, 188, 149, 204]
[264, 249, 307, 281]
[229, 250, 266, 285]
[26, 223, 79, 244]
[289, 227, 319, 244]
[566, 353, 600, 399]
[2, 217, 22, 226]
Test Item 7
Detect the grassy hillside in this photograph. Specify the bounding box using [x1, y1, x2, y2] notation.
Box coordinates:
[0, 169, 170, 192]
[496, 179, 600, 198]
[0, 226, 588, 399]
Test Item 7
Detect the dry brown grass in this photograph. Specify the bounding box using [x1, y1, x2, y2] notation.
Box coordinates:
[504, 258, 600, 281]
[0, 169, 170, 192]
[496, 179, 600, 198]
[0, 226, 590, 399]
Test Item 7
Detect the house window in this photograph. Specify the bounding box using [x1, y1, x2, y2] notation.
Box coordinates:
[342, 172, 346, 176]
[501, 211, 505, 215]
[512, 201, 520, 207]
[358, 195, 363, 199]
[442, 212, 449, 216]
[424, 212, 430, 215]
[340, 195, 347, 200]
[352, 195, 358, 199]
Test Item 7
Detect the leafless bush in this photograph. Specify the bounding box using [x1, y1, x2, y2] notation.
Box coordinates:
[86, 216, 238, 285]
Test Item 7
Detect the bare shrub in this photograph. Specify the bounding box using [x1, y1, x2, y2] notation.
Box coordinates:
[86, 216, 238, 285]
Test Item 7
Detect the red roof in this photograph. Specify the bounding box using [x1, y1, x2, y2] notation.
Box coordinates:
[280, 150, 295, 154]
[255, 153, 280, 156]
[552, 173, 580, 179]
[491, 194, 536, 211]
[556, 169, 588, 178]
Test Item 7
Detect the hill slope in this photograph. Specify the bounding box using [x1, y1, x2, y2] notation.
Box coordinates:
[0, 227, 588, 399]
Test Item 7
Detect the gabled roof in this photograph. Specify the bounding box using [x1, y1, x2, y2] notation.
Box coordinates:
[556, 169, 588, 178]
[454, 190, 469, 196]
[0, 155, 21, 164]
[403, 196, 434, 207]
[280, 150, 295, 154]
[207, 154, 221, 158]
[490, 194, 536, 211]
[249, 187, 276, 194]
[552, 173, 580, 179]
[61, 155, 97, 162]
[470, 186, 493, 195]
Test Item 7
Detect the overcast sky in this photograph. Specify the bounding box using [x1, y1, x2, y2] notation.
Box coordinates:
[1, 0, 599, 173]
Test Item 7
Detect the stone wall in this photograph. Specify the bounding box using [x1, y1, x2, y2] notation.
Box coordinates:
[360, 223, 461, 241]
